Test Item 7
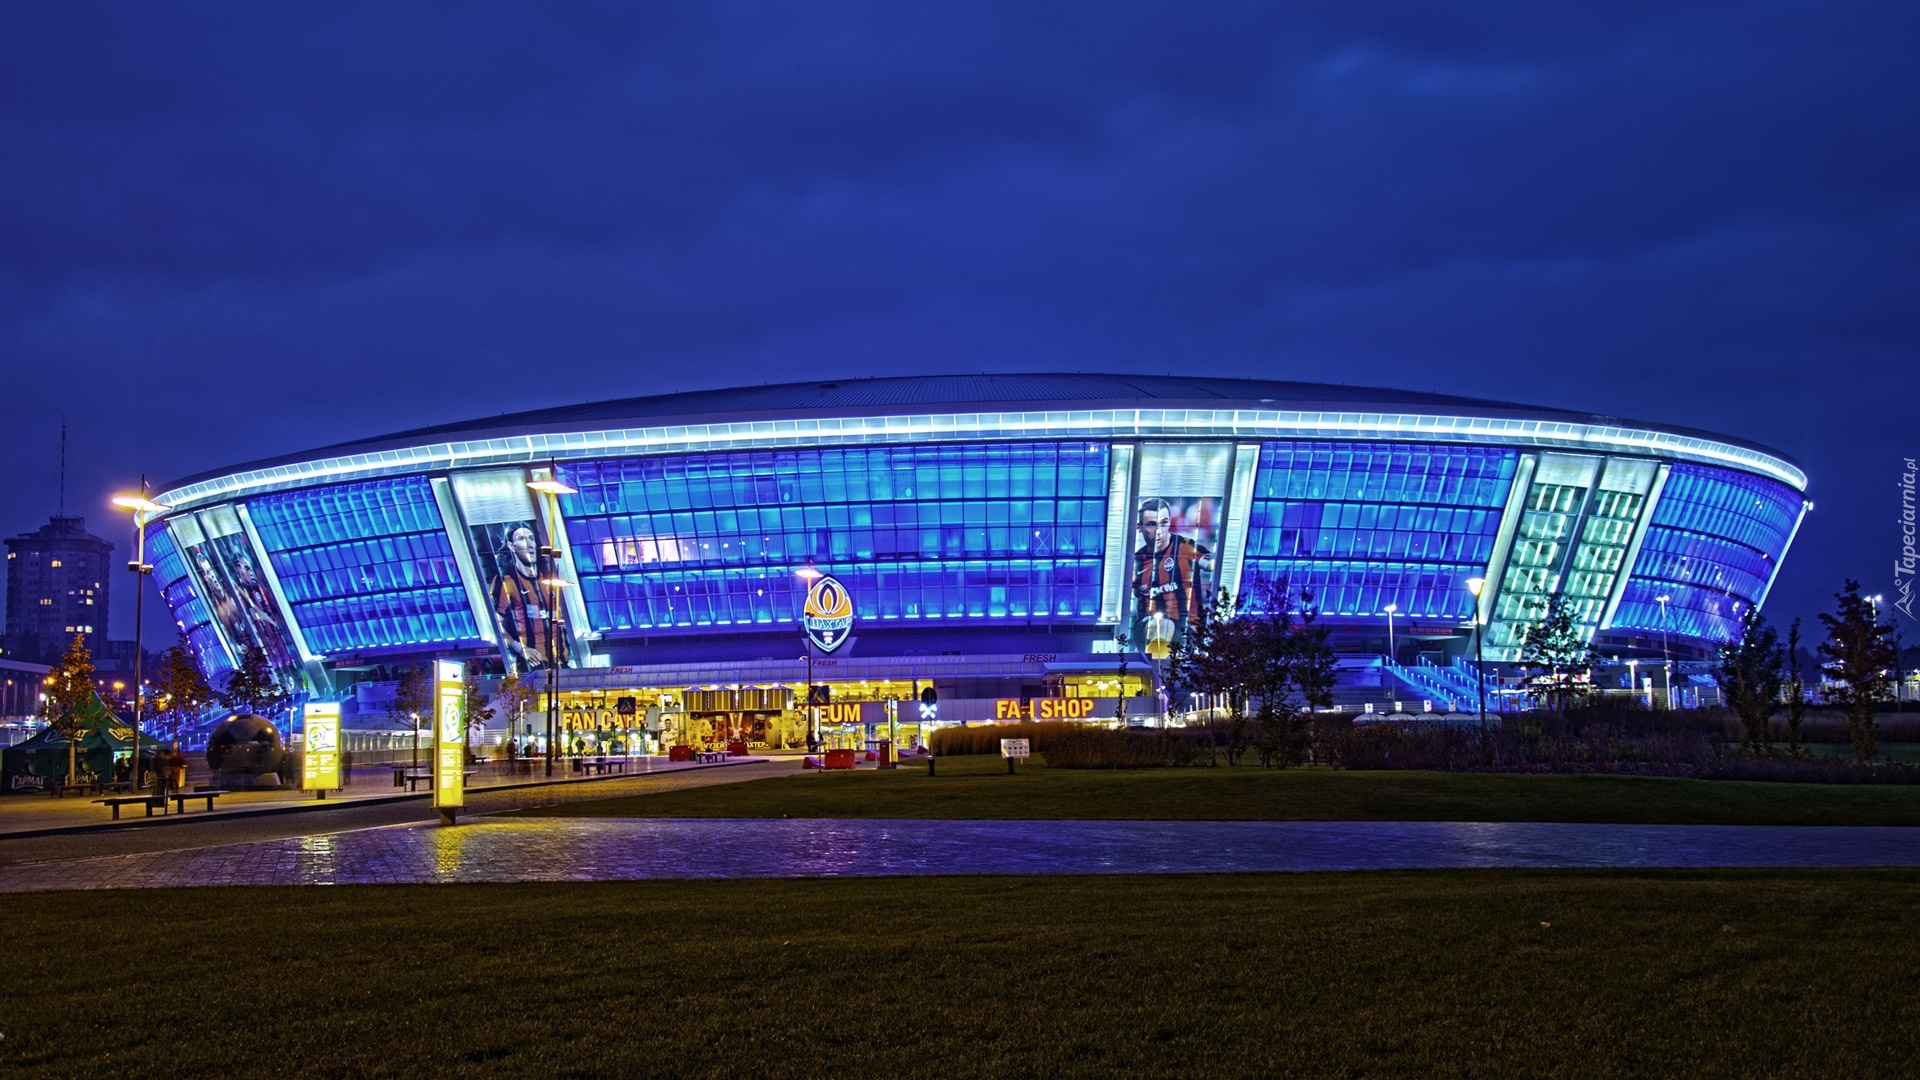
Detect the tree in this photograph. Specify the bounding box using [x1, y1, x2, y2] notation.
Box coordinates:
[1818, 579, 1900, 763]
[461, 670, 496, 757]
[42, 633, 97, 782]
[388, 664, 433, 771]
[1242, 577, 1337, 768]
[1518, 592, 1594, 712]
[153, 638, 213, 749]
[1715, 606, 1785, 753]
[1783, 618, 1809, 755]
[223, 642, 289, 719]
[1168, 588, 1249, 766]
[493, 673, 537, 757]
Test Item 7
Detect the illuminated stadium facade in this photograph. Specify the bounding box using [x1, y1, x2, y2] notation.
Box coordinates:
[146, 374, 1807, 737]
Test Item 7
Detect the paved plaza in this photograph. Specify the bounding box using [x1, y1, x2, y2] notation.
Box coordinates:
[3, 817, 1919, 891]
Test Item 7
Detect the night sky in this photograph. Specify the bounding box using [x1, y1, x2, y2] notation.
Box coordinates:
[3, 3, 1913, 646]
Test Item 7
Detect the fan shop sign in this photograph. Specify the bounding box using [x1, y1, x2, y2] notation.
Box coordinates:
[994, 698, 1098, 721]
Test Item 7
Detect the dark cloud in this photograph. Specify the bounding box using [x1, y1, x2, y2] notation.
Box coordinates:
[1, 1, 1913, 641]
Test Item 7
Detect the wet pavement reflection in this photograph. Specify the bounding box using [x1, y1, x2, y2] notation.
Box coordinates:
[2, 818, 1918, 891]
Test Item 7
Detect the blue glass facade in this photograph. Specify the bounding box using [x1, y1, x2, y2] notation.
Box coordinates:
[1613, 464, 1802, 643]
[247, 477, 481, 654]
[146, 522, 235, 680]
[1241, 442, 1517, 618]
[560, 443, 1111, 630]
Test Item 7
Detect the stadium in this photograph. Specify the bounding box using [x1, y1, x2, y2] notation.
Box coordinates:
[145, 374, 1808, 751]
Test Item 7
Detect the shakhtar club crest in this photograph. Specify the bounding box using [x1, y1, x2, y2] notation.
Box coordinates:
[802, 575, 854, 653]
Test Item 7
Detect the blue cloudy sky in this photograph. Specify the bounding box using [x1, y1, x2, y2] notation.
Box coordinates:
[2, 2, 1913, 641]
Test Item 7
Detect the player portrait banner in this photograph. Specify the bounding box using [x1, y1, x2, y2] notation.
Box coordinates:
[1129, 444, 1230, 660]
[171, 507, 301, 684]
[434, 660, 465, 810]
[450, 469, 577, 676]
[302, 702, 340, 791]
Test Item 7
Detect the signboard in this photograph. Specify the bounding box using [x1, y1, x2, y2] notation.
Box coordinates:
[302, 702, 340, 791]
[993, 698, 1098, 721]
[802, 575, 854, 653]
[434, 660, 465, 814]
[1000, 738, 1031, 759]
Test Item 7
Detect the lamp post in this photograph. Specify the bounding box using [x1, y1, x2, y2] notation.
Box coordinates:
[1655, 594, 1673, 710]
[1627, 657, 1641, 706]
[112, 483, 167, 793]
[796, 564, 822, 754]
[527, 472, 577, 777]
[1383, 603, 1398, 664]
[1465, 578, 1487, 733]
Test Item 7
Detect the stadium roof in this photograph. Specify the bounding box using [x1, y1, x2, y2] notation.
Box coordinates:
[162, 373, 1805, 506]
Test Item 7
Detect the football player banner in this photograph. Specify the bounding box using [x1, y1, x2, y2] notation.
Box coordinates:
[434, 660, 465, 816]
[302, 702, 340, 792]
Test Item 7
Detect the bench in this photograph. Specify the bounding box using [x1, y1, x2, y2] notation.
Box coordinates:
[574, 759, 627, 776]
[54, 780, 102, 798]
[96, 794, 164, 820]
[404, 770, 474, 792]
[168, 790, 226, 813]
[693, 750, 728, 764]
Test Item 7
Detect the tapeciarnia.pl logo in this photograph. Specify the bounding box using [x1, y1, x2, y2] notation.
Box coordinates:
[1897, 456, 1916, 621]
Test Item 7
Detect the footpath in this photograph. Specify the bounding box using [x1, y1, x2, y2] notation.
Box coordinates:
[0, 756, 777, 839]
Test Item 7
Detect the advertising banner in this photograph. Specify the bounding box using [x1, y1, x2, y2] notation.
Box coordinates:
[451, 470, 576, 676]
[302, 702, 340, 791]
[176, 507, 301, 685]
[434, 660, 465, 813]
[1129, 444, 1230, 659]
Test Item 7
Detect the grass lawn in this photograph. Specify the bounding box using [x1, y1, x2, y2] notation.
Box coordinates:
[4, 871, 1918, 1077]
[513, 753, 1920, 826]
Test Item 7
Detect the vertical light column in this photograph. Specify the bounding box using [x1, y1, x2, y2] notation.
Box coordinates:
[1097, 444, 1137, 625]
[430, 476, 499, 645]
[1599, 462, 1671, 630]
[434, 659, 465, 825]
[1755, 499, 1811, 609]
[1216, 443, 1261, 604]
[1474, 454, 1536, 648]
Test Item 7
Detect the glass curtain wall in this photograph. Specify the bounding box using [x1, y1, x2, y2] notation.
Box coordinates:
[146, 521, 236, 681]
[1240, 442, 1516, 617]
[246, 477, 482, 654]
[559, 442, 1111, 630]
[1613, 464, 1802, 644]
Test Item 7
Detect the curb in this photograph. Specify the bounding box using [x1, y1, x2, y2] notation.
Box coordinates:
[0, 758, 773, 842]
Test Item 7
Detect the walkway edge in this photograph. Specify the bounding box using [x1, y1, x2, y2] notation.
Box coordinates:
[0, 758, 770, 842]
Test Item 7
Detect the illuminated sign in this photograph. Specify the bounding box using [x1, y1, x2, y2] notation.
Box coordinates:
[302, 702, 340, 791]
[1000, 738, 1031, 759]
[819, 702, 863, 724]
[802, 575, 854, 653]
[434, 660, 465, 813]
[993, 698, 1098, 721]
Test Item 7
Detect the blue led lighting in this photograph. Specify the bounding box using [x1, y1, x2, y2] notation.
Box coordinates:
[1613, 464, 1802, 642]
[247, 477, 484, 653]
[1241, 442, 1516, 618]
[560, 443, 1110, 629]
[146, 522, 236, 679]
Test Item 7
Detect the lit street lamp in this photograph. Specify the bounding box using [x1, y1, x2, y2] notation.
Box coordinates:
[796, 563, 823, 754]
[1383, 603, 1398, 664]
[112, 483, 168, 792]
[1655, 594, 1673, 709]
[1465, 577, 1487, 733]
[528, 471, 577, 777]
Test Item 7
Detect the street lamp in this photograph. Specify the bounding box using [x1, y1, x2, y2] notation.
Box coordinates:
[1465, 577, 1487, 732]
[796, 564, 822, 754]
[527, 471, 577, 777]
[112, 483, 168, 792]
[1655, 594, 1673, 709]
[1383, 603, 1398, 664]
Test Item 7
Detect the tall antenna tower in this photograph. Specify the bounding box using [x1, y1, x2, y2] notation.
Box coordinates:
[57, 420, 67, 517]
